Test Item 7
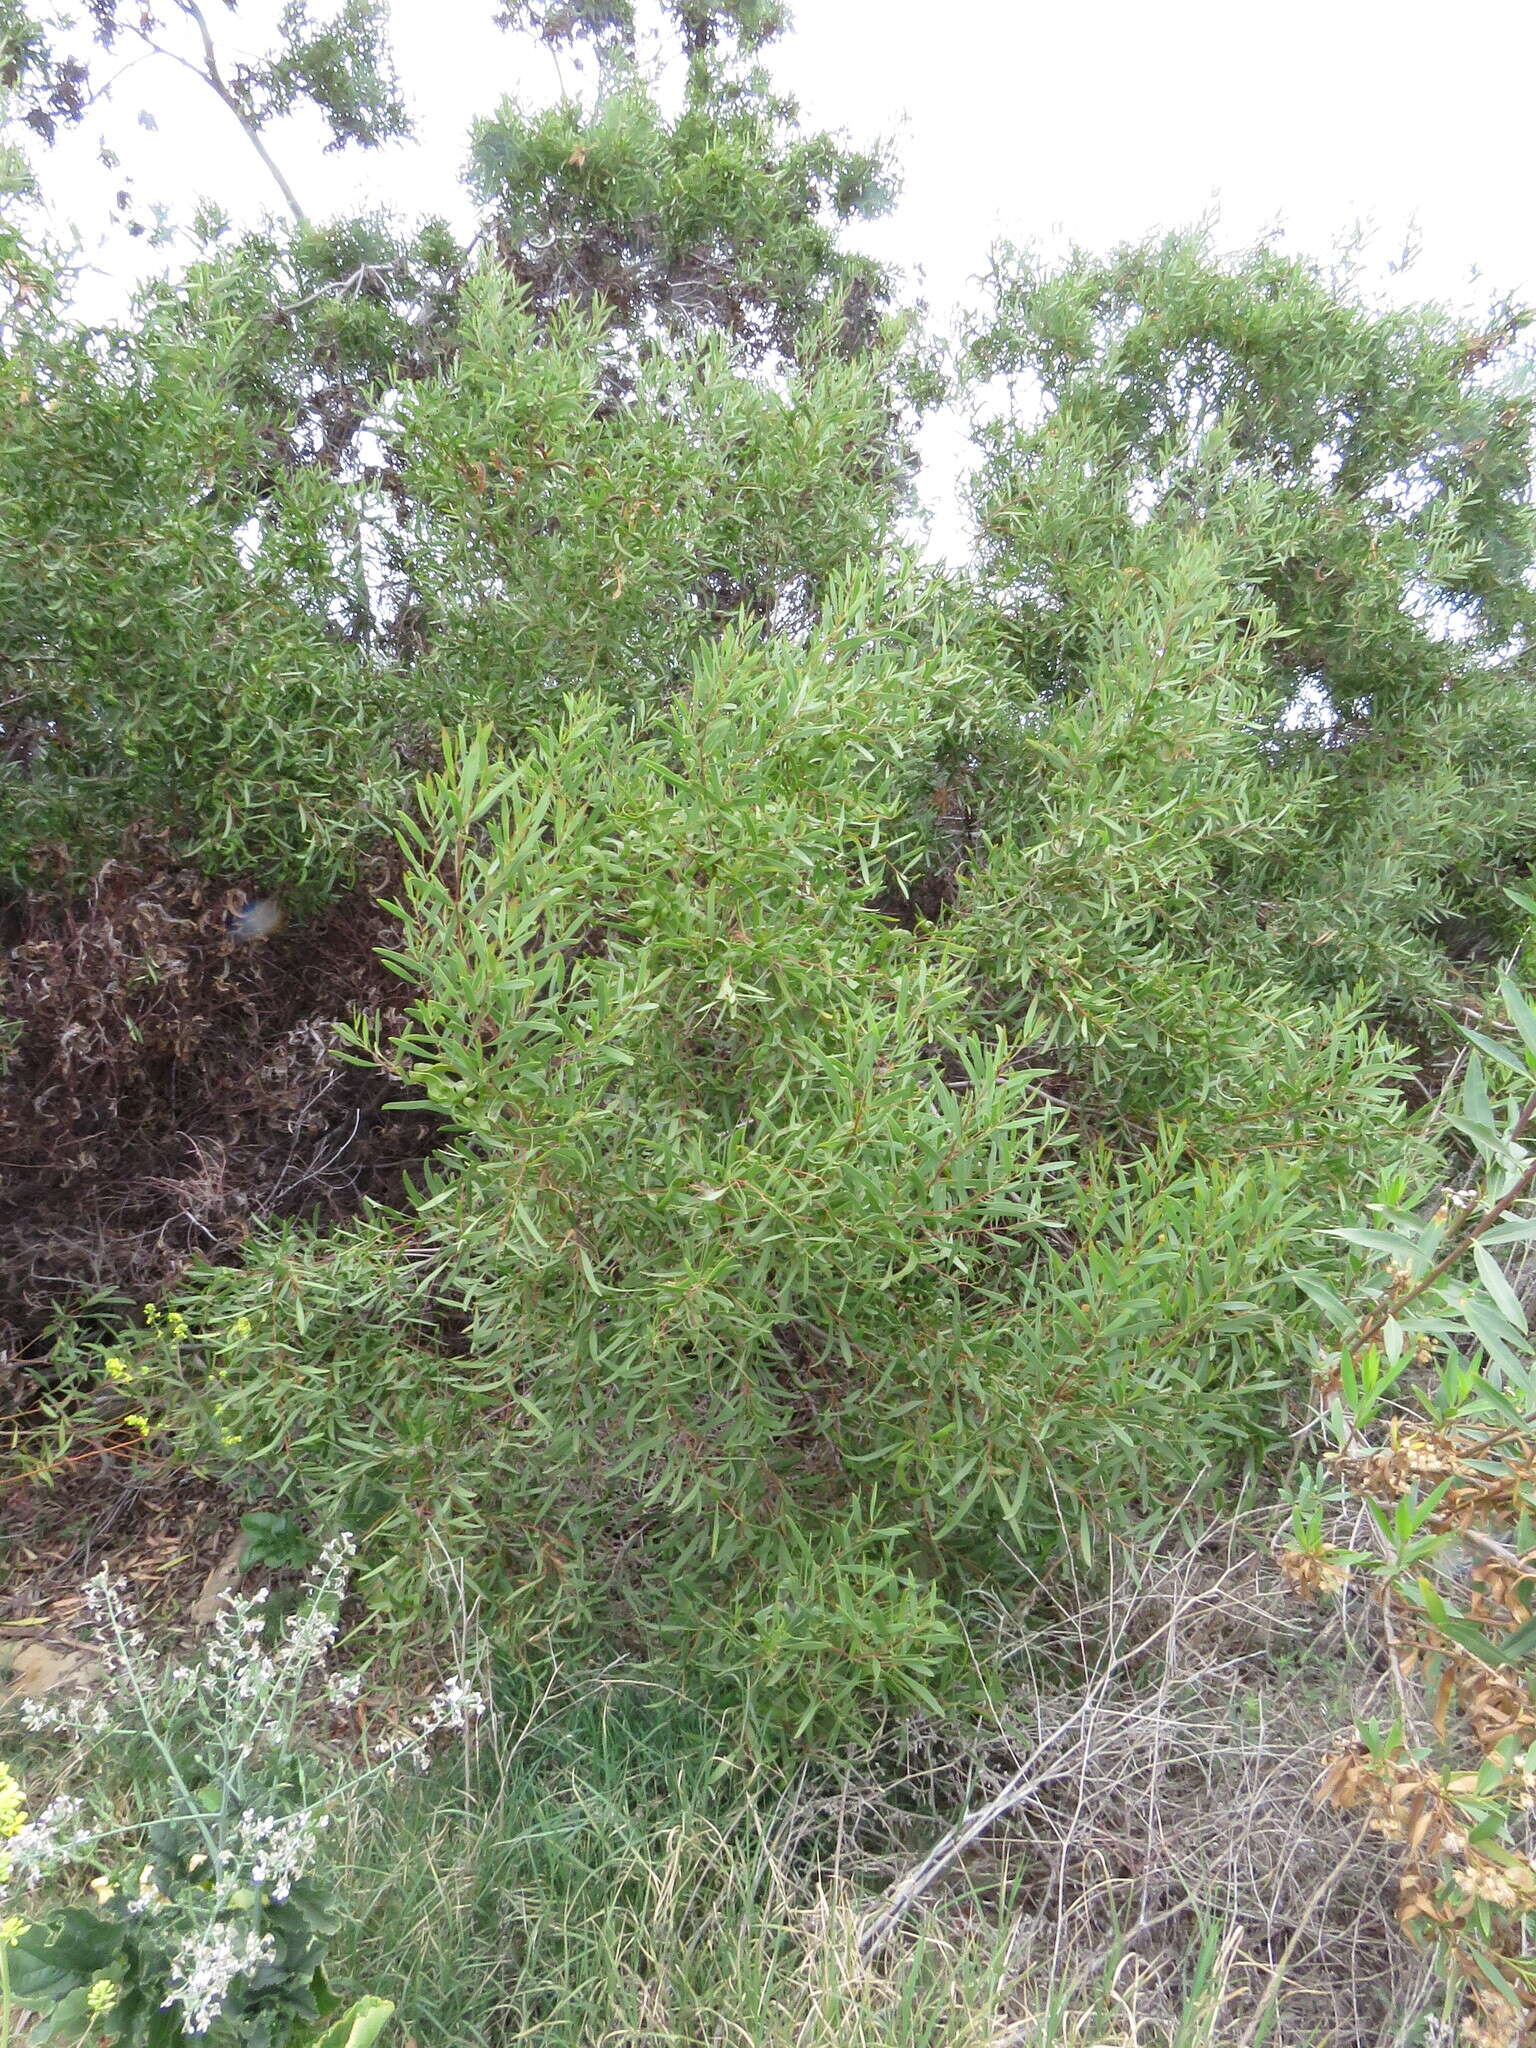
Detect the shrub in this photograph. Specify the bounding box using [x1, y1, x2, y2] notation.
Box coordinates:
[107, 576, 1417, 1738]
[965, 234, 1536, 1058]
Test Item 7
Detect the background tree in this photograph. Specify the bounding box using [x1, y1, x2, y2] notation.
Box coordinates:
[0, 0, 409, 226]
[957, 236, 1536, 1132]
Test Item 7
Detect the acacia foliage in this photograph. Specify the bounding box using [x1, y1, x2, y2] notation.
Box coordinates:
[0, 0, 904, 895]
[5, 15, 1536, 1734]
[0, 250, 897, 893]
[965, 237, 1536, 1059]
[121, 590, 1396, 1734]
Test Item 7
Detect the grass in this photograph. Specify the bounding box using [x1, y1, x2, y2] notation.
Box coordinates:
[326, 1676, 1036, 2048]
[319, 1512, 1442, 2048]
[0, 1507, 1445, 2047]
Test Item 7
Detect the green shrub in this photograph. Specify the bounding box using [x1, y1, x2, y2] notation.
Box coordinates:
[965, 234, 1536, 1052]
[0, 246, 898, 898]
[105, 574, 1416, 1738]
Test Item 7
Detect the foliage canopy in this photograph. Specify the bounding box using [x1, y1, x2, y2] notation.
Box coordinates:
[1, 1, 1534, 1742]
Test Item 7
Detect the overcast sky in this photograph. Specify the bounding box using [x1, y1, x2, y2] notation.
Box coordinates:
[777, 0, 1536, 324]
[24, 0, 1536, 555]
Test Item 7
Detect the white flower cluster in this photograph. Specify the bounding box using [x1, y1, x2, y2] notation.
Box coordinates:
[421, 1675, 485, 1735]
[15, 1694, 112, 1736]
[277, 1599, 339, 1665]
[311, 1532, 358, 1575]
[198, 1533, 360, 1729]
[232, 1808, 328, 1904]
[161, 1922, 277, 2035]
[206, 1586, 279, 1709]
[373, 1675, 486, 1776]
[3, 1797, 93, 1891]
[83, 1572, 148, 1656]
[6, 1518, 493, 2034]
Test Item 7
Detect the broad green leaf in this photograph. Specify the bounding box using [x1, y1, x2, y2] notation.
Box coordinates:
[303, 1997, 395, 2048]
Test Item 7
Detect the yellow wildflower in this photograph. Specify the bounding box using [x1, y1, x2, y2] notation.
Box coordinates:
[0, 1762, 24, 1887]
[0, 1916, 27, 1948]
[0, 1763, 25, 1840]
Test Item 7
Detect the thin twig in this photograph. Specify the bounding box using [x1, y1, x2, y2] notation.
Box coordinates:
[856, 1595, 1199, 1958]
[134, 1, 309, 227]
[1234, 1816, 1375, 2048]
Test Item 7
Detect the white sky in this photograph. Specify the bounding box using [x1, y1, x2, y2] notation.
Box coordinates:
[21, 0, 1536, 557]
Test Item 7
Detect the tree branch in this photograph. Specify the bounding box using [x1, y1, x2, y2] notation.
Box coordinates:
[170, 0, 309, 228]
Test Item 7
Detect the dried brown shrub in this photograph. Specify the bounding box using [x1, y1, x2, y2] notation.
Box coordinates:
[0, 839, 436, 1366]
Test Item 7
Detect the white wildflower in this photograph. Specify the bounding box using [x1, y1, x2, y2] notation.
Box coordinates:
[4, 1797, 92, 1888]
[416, 1676, 486, 1735]
[233, 1652, 278, 1702]
[15, 1699, 65, 1733]
[278, 1603, 338, 1665]
[162, 1923, 276, 2035]
[233, 1809, 327, 1903]
[17, 1693, 113, 1736]
[309, 1533, 356, 1578]
[373, 1731, 430, 1777]
[83, 1571, 146, 1652]
[82, 1572, 127, 1622]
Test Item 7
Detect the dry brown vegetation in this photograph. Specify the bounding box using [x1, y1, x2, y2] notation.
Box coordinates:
[0, 848, 434, 1370]
[816, 1515, 1437, 2046]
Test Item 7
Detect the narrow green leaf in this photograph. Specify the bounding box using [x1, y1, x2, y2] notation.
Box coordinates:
[1461, 1026, 1533, 1085]
[1290, 1269, 1355, 1332]
[1499, 974, 1536, 1065]
[1474, 1244, 1529, 1334]
[1463, 1296, 1531, 1378]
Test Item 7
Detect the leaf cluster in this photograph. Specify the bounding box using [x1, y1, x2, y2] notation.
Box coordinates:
[1287, 957, 1536, 2043]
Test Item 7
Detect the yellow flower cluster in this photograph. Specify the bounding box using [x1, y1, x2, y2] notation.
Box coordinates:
[143, 1304, 190, 1340]
[0, 1760, 26, 1888]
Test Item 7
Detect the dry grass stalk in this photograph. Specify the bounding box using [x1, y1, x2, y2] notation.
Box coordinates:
[838, 1512, 1435, 2046]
